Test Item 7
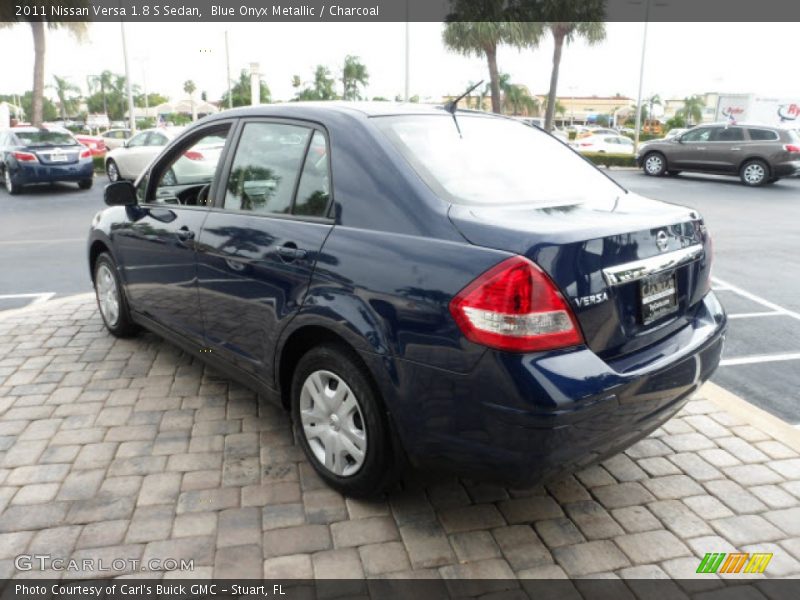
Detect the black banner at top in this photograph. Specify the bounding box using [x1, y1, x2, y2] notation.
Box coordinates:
[2, 0, 800, 23]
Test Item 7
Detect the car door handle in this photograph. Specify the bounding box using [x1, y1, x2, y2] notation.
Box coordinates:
[731, 147, 741, 151]
[176, 226, 195, 241]
[276, 244, 307, 261]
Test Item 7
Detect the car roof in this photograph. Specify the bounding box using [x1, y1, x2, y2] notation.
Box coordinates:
[200, 101, 499, 123]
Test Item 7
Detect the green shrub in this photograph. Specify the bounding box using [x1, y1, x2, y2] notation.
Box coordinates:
[582, 153, 638, 168]
[93, 156, 105, 173]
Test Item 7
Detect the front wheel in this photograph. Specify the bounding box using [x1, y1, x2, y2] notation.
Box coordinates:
[666, 170, 682, 177]
[93, 252, 139, 337]
[740, 159, 769, 186]
[106, 159, 120, 182]
[642, 152, 667, 176]
[3, 167, 21, 195]
[291, 344, 398, 497]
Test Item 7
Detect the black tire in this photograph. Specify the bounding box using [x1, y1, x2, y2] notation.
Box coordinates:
[764, 177, 780, 185]
[642, 152, 667, 176]
[666, 170, 681, 177]
[93, 252, 139, 337]
[106, 159, 120, 182]
[78, 179, 94, 190]
[3, 166, 21, 195]
[291, 343, 398, 497]
[739, 159, 769, 186]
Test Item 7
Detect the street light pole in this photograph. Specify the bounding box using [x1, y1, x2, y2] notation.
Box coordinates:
[633, 0, 651, 153]
[404, 1, 410, 101]
[225, 31, 233, 109]
[121, 22, 136, 133]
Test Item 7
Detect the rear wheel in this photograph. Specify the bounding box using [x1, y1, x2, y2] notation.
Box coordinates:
[643, 152, 666, 176]
[291, 344, 397, 497]
[93, 252, 139, 337]
[740, 159, 769, 186]
[78, 179, 93, 190]
[3, 167, 21, 195]
[106, 159, 120, 182]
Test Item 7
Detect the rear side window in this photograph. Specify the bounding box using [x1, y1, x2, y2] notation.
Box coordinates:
[148, 132, 169, 146]
[748, 128, 779, 141]
[711, 127, 744, 142]
[224, 122, 330, 217]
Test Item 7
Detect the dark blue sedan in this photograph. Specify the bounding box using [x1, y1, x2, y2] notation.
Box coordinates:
[1, 126, 94, 194]
[88, 103, 726, 496]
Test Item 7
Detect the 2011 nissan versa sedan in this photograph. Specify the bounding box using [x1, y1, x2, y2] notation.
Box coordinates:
[88, 103, 727, 496]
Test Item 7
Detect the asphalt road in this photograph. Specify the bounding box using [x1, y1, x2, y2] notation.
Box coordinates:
[1, 170, 799, 423]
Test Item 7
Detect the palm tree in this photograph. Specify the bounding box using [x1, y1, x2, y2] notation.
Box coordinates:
[442, 21, 542, 114]
[646, 93, 662, 123]
[88, 70, 114, 116]
[0, 2, 88, 126]
[221, 70, 271, 107]
[542, 20, 605, 131]
[504, 83, 539, 116]
[184, 80, 197, 120]
[679, 95, 705, 126]
[50, 75, 81, 121]
[341, 56, 369, 101]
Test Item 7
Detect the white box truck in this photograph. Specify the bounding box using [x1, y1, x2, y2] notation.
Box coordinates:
[715, 94, 800, 125]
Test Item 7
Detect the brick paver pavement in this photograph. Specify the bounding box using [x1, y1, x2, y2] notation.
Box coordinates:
[1, 295, 800, 584]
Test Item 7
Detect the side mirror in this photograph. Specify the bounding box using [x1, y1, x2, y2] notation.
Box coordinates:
[105, 181, 137, 207]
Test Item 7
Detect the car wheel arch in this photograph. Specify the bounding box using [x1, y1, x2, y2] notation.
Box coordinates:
[738, 156, 771, 175]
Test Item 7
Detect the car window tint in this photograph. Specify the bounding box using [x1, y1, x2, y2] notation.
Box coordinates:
[151, 128, 230, 206]
[293, 131, 331, 217]
[748, 128, 778, 141]
[711, 127, 744, 142]
[224, 122, 311, 215]
[126, 132, 149, 147]
[681, 127, 713, 142]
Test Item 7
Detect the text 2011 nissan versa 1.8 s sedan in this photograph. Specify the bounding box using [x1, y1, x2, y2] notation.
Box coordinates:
[88, 103, 726, 496]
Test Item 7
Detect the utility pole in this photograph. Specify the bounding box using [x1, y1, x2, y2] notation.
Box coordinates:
[249, 63, 261, 106]
[121, 22, 136, 133]
[225, 31, 233, 109]
[633, 0, 651, 153]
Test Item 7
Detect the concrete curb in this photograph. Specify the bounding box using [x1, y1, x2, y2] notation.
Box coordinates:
[703, 380, 800, 452]
[0, 292, 95, 321]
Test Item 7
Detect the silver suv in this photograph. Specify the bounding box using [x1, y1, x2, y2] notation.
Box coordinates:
[637, 123, 800, 186]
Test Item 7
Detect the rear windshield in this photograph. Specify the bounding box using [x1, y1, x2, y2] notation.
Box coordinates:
[374, 115, 622, 206]
[14, 130, 78, 147]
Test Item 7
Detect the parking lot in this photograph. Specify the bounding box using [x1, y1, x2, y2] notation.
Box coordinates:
[1, 171, 799, 425]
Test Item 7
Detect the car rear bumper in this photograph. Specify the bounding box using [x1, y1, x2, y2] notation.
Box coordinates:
[773, 160, 800, 177]
[371, 291, 727, 487]
[12, 161, 94, 184]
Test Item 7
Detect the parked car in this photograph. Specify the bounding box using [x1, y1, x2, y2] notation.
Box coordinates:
[1, 126, 94, 194]
[516, 117, 569, 142]
[104, 127, 184, 182]
[73, 133, 106, 157]
[100, 128, 132, 151]
[88, 103, 726, 496]
[638, 122, 800, 185]
[664, 128, 688, 140]
[577, 127, 618, 139]
[574, 134, 635, 154]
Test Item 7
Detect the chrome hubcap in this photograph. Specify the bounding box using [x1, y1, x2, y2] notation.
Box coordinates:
[107, 162, 118, 181]
[95, 264, 120, 327]
[299, 370, 367, 477]
[744, 164, 765, 184]
[645, 156, 662, 174]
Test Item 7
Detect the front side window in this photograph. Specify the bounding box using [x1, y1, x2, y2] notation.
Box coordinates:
[149, 127, 230, 206]
[224, 122, 313, 215]
[681, 127, 713, 143]
[375, 115, 622, 207]
[148, 132, 169, 147]
[126, 132, 149, 147]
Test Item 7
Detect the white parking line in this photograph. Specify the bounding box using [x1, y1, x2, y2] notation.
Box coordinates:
[720, 353, 800, 367]
[713, 277, 800, 322]
[727, 311, 785, 320]
[0, 293, 56, 306]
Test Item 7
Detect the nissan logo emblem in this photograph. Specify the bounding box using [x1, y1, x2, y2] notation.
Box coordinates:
[656, 230, 669, 252]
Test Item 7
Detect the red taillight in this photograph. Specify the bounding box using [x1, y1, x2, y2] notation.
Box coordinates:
[183, 150, 204, 161]
[80, 148, 92, 159]
[784, 144, 800, 153]
[449, 256, 584, 352]
[579, 142, 593, 147]
[13, 151, 37, 162]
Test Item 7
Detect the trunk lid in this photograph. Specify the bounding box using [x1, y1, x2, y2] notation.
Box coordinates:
[448, 192, 712, 360]
[33, 146, 81, 165]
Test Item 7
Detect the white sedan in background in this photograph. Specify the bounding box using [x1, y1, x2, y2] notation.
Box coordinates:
[573, 134, 635, 155]
[105, 127, 184, 181]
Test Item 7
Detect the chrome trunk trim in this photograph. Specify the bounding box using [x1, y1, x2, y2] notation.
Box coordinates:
[602, 244, 705, 287]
